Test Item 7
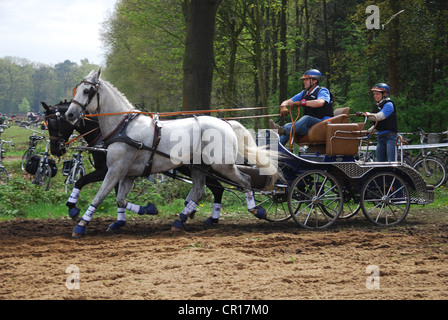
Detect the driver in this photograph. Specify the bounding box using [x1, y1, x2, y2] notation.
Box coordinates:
[269, 69, 333, 145]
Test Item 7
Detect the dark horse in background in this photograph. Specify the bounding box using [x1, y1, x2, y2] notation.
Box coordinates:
[42, 101, 226, 228]
[42, 101, 158, 231]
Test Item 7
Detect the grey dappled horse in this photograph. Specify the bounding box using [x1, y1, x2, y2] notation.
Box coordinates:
[42, 101, 158, 231]
[66, 69, 281, 237]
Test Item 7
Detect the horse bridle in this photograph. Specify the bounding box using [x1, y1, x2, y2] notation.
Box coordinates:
[71, 80, 100, 110]
[45, 107, 68, 155]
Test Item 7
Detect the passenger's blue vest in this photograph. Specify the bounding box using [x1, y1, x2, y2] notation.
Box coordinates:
[373, 99, 397, 133]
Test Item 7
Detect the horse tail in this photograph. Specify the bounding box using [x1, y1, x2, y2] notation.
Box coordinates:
[228, 120, 284, 190]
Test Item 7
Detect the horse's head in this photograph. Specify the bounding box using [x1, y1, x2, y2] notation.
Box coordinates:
[42, 101, 74, 157]
[66, 68, 101, 125]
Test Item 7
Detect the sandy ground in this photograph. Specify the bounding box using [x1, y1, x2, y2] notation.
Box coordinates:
[0, 212, 447, 301]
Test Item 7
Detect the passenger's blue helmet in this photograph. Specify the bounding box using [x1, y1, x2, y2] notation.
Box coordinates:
[301, 69, 322, 82]
[371, 83, 390, 94]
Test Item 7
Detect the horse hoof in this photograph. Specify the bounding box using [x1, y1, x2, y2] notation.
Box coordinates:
[203, 217, 219, 228]
[72, 219, 88, 238]
[170, 225, 184, 232]
[72, 227, 85, 238]
[106, 220, 126, 232]
[68, 207, 81, 220]
[171, 219, 185, 231]
[249, 206, 266, 220]
[72, 227, 86, 238]
[71, 231, 84, 238]
[145, 203, 158, 215]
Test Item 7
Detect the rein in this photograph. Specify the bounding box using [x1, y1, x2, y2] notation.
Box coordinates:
[72, 77, 281, 122]
[82, 106, 280, 120]
[64, 127, 100, 146]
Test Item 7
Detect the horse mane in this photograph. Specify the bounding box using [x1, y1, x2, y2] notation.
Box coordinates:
[100, 79, 136, 111]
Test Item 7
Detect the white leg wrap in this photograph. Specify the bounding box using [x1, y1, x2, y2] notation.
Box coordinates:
[181, 200, 197, 216]
[81, 205, 96, 222]
[117, 207, 126, 221]
[212, 203, 222, 219]
[67, 188, 81, 204]
[245, 191, 256, 210]
[125, 202, 140, 214]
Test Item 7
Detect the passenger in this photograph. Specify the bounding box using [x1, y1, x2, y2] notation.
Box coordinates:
[269, 69, 334, 145]
[358, 83, 398, 162]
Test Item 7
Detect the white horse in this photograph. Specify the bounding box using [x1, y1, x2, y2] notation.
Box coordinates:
[65, 69, 281, 237]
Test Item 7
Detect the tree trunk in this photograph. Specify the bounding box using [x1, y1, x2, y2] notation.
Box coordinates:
[294, 0, 304, 74]
[182, 0, 222, 111]
[387, 0, 400, 96]
[303, 0, 310, 69]
[279, 0, 288, 103]
[270, 6, 277, 96]
[322, 0, 331, 90]
[252, 2, 269, 128]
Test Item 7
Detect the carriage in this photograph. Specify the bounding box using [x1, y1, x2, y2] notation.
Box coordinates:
[256, 127, 434, 229]
[56, 69, 434, 236]
[168, 110, 434, 230]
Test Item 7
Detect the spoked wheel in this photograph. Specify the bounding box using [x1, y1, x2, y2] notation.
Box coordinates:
[254, 189, 291, 222]
[412, 156, 447, 188]
[34, 165, 52, 191]
[64, 165, 86, 192]
[21, 149, 35, 171]
[288, 170, 343, 230]
[0, 167, 9, 183]
[340, 200, 362, 219]
[360, 172, 410, 226]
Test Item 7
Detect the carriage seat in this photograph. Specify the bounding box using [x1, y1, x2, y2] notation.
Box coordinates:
[325, 122, 366, 156]
[293, 107, 368, 156]
[294, 107, 350, 146]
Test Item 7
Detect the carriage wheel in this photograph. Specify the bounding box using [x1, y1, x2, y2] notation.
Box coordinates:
[340, 200, 362, 219]
[288, 170, 343, 230]
[360, 172, 410, 226]
[254, 190, 291, 222]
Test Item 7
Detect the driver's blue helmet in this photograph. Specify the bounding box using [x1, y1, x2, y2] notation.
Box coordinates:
[301, 69, 322, 82]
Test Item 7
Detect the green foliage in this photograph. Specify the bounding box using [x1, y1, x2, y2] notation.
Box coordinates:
[18, 97, 31, 113]
[0, 57, 101, 115]
[0, 176, 66, 218]
[101, 0, 184, 111]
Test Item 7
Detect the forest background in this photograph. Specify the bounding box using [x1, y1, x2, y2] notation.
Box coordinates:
[1, 0, 447, 134]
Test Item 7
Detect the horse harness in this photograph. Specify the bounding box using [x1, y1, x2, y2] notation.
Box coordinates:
[71, 80, 170, 177]
[71, 80, 100, 110]
[102, 113, 168, 177]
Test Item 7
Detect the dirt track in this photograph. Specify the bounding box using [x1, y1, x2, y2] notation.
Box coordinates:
[0, 214, 447, 300]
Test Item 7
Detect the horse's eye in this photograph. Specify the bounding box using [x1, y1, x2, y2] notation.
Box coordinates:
[84, 88, 90, 94]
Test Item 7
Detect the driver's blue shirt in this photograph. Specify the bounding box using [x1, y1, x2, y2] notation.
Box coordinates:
[291, 86, 332, 120]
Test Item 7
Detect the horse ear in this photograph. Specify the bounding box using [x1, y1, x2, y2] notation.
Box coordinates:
[41, 102, 50, 112]
[91, 68, 101, 84]
[87, 70, 96, 78]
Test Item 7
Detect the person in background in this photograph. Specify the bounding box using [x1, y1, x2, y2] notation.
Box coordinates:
[358, 83, 398, 162]
[269, 69, 334, 145]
